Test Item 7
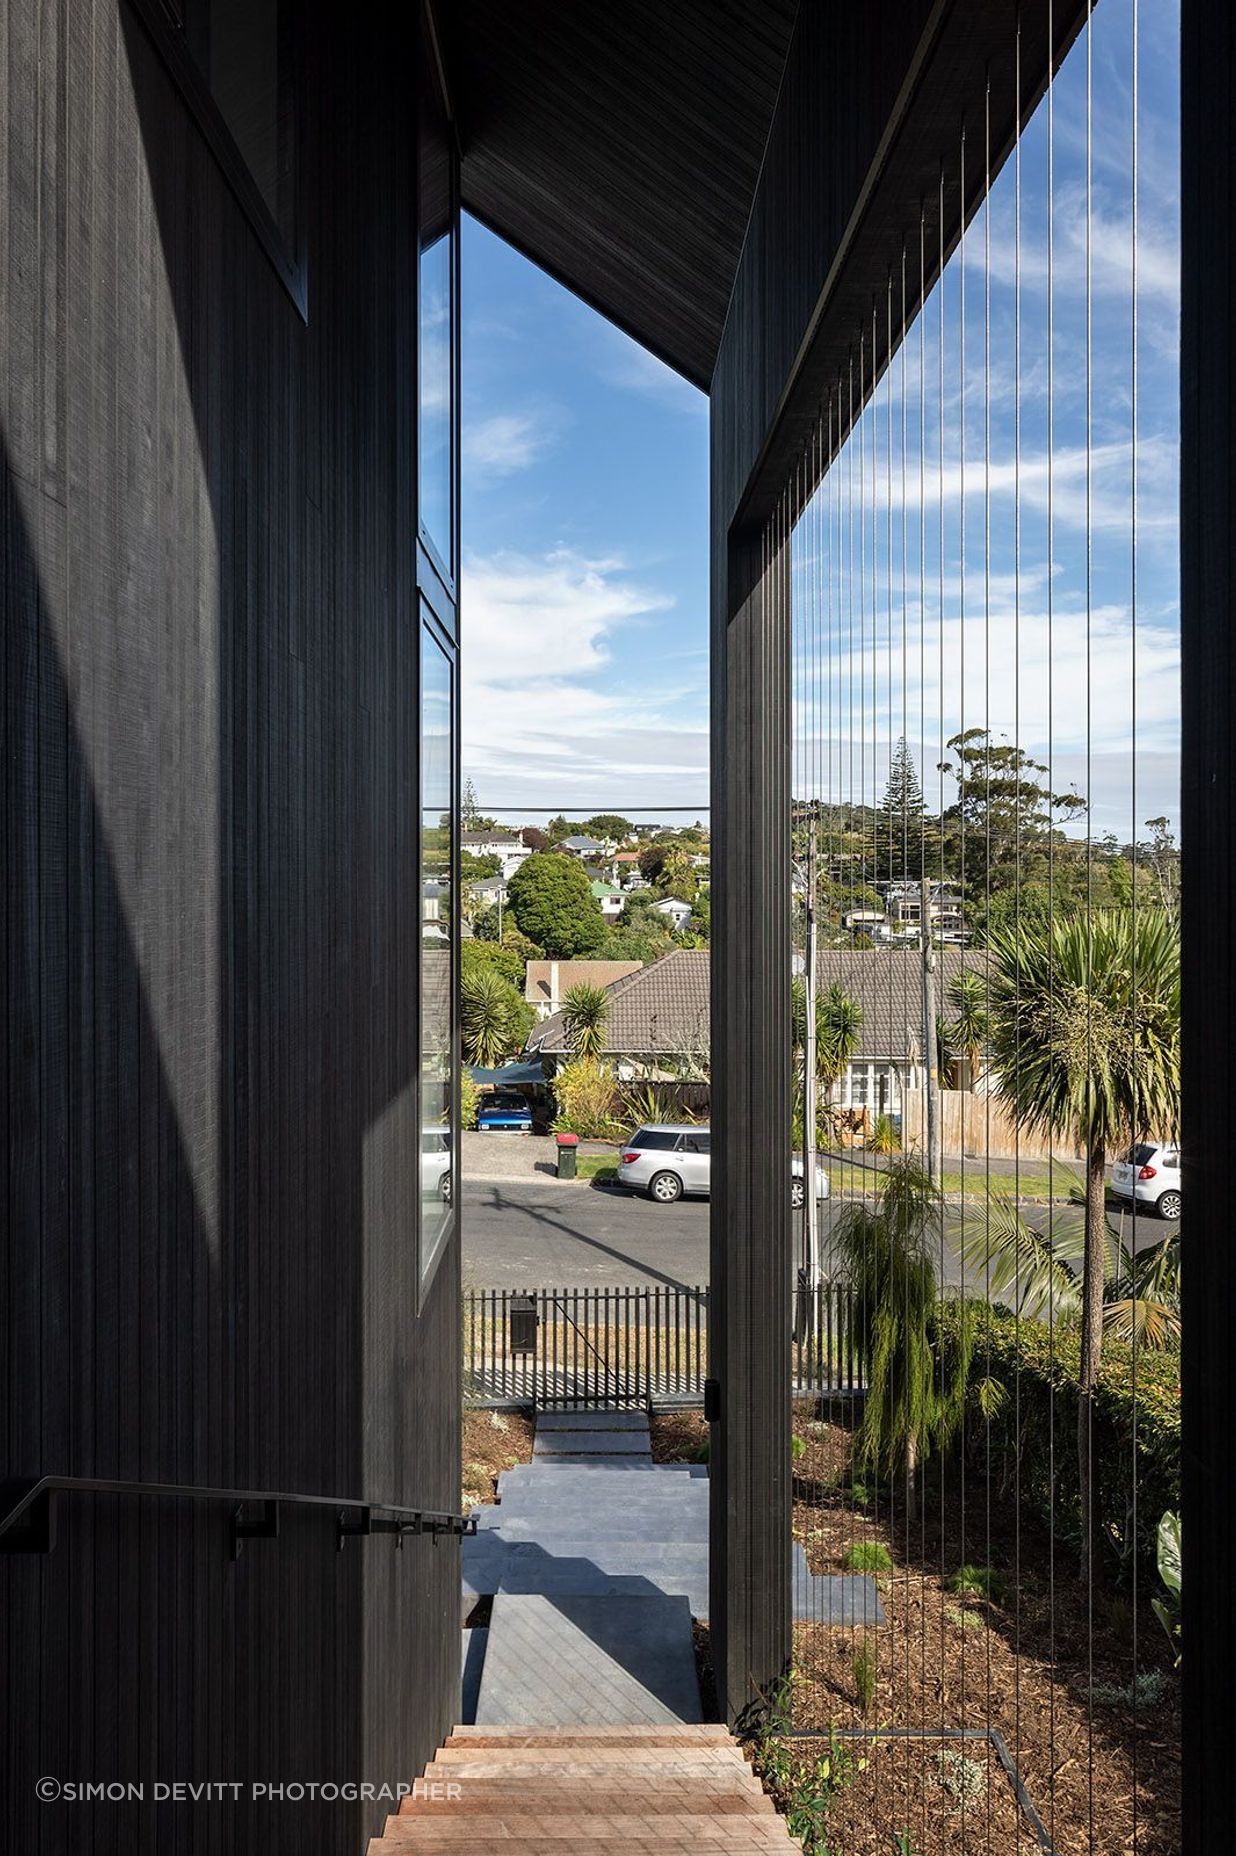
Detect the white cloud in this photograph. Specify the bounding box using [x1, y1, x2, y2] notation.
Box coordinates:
[463, 408, 562, 481]
[460, 548, 708, 807]
[591, 325, 706, 414]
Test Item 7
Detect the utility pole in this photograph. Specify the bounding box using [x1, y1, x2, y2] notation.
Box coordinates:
[803, 812, 821, 1303]
[921, 875, 940, 1187]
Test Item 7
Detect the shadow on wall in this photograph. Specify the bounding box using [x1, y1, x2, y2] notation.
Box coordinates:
[1, 6, 458, 1852]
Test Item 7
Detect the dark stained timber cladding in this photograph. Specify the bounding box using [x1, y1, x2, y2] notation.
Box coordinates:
[0, 3, 460, 1852]
[1180, 1, 1235, 1847]
[452, 0, 798, 389]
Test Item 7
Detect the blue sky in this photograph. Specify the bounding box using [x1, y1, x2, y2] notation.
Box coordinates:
[460, 226, 709, 823]
[789, 0, 1180, 846]
[462, 0, 1179, 846]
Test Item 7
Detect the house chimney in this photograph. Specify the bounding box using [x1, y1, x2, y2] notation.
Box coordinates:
[550, 960, 559, 1011]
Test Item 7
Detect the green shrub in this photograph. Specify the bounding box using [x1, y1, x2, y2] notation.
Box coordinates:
[949, 1563, 1003, 1602]
[551, 1059, 624, 1140]
[935, 1300, 1180, 1577]
[842, 1540, 892, 1572]
[460, 1069, 479, 1132]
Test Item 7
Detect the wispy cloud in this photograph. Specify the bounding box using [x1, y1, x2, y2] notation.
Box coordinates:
[461, 548, 708, 806]
[463, 407, 565, 482]
[590, 325, 706, 414]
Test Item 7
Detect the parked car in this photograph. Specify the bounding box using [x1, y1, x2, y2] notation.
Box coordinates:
[476, 1091, 534, 1133]
[1111, 1142, 1181, 1220]
[616, 1123, 829, 1206]
[422, 1126, 452, 1203]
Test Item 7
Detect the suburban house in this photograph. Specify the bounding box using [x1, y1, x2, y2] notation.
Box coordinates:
[461, 828, 532, 878]
[524, 958, 644, 1020]
[591, 879, 626, 920]
[611, 849, 645, 883]
[468, 874, 507, 909]
[815, 947, 974, 1116]
[561, 832, 607, 859]
[531, 946, 980, 1118]
[529, 950, 711, 1079]
[653, 895, 695, 931]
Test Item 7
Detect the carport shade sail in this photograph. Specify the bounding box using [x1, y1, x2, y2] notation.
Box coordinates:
[467, 1060, 548, 1087]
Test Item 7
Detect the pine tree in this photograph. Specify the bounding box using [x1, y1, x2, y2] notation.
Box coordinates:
[878, 737, 925, 879]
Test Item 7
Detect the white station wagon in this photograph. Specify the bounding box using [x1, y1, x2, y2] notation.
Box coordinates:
[617, 1123, 829, 1207]
[1110, 1142, 1181, 1221]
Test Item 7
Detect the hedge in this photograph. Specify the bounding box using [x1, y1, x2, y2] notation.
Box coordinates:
[933, 1301, 1180, 1577]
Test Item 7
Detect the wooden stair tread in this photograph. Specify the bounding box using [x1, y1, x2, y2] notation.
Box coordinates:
[380, 1815, 790, 1839]
[399, 1790, 773, 1816]
[374, 1724, 801, 1853]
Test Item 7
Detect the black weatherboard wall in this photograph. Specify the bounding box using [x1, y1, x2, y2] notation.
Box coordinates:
[1, 4, 460, 1853]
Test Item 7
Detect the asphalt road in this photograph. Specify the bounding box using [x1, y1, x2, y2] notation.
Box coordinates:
[461, 1177, 1173, 1293]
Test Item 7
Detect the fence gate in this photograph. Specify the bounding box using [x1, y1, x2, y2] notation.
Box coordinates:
[464, 1282, 861, 1408]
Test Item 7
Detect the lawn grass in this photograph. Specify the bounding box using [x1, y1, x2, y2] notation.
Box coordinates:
[826, 1155, 1083, 1202]
[575, 1154, 619, 1182]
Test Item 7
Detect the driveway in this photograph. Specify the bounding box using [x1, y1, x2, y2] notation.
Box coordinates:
[461, 1175, 1174, 1294]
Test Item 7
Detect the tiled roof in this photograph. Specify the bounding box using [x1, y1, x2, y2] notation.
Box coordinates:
[524, 959, 643, 1007]
[817, 947, 983, 1060]
[529, 950, 710, 1056]
[529, 945, 986, 1062]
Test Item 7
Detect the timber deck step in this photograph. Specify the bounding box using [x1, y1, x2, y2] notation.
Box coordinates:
[366, 1724, 800, 1853]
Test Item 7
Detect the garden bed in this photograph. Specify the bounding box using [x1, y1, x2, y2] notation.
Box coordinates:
[788, 1404, 1181, 1854]
[461, 1406, 535, 1508]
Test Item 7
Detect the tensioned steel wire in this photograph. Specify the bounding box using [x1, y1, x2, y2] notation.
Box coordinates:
[780, 2, 1177, 1849]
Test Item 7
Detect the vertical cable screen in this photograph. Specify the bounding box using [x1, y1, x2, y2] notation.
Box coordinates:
[779, 4, 1180, 1850]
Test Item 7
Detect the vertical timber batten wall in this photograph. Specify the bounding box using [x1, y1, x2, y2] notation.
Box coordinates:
[1180, 0, 1236, 1844]
[708, 0, 1090, 1726]
[1, 3, 460, 1851]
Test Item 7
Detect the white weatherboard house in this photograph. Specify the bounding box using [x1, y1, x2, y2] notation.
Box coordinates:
[461, 830, 531, 879]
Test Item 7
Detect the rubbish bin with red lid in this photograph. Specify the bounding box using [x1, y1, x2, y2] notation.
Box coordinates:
[555, 1131, 579, 1179]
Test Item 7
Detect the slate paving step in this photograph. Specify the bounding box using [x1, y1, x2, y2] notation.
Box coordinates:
[473, 1515, 711, 1544]
[534, 1433, 654, 1457]
[473, 1593, 703, 1726]
[536, 1410, 652, 1432]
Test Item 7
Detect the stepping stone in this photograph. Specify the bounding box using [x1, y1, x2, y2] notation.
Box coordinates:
[796, 1571, 885, 1625]
[474, 1593, 703, 1725]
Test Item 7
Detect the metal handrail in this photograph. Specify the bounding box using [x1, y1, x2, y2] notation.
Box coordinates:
[0, 1473, 476, 1558]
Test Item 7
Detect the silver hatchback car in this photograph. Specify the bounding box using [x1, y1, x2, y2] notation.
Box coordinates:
[617, 1123, 830, 1206]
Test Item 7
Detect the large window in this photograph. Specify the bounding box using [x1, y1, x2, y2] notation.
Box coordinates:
[418, 19, 456, 576]
[133, 0, 303, 310]
[420, 618, 456, 1290]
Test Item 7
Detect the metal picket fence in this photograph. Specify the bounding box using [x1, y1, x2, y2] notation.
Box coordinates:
[464, 1281, 861, 1408]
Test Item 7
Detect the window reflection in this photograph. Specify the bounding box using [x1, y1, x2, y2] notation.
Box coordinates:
[420, 622, 455, 1282]
[419, 29, 454, 571]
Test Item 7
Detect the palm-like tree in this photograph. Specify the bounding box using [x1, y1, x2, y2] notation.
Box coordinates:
[563, 982, 610, 1061]
[985, 908, 1180, 1573]
[792, 978, 863, 1145]
[834, 1161, 971, 1519]
[462, 965, 524, 1067]
[961, 1198, 1181, 1351]
[948, 968, 990, 1091]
